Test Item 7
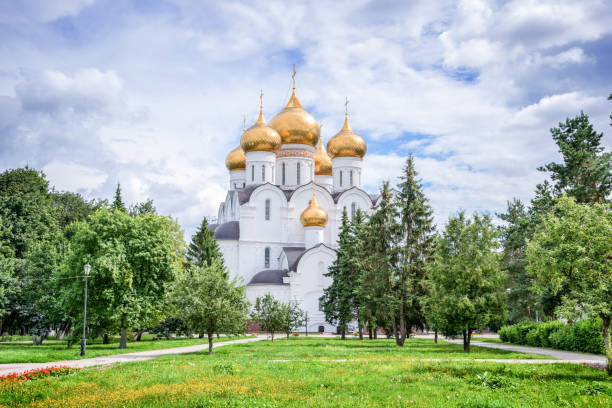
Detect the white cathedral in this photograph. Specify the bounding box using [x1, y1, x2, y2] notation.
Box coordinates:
[211, 80, 378, 332]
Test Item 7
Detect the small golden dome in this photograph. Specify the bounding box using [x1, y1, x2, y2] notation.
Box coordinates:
[314, 137, 332, 175]
[225, 145, 246, 171]
[326, 113, 367, 159]
[300, 195, 328, 227]
[240, 108, 282, 153]
[269, 89, 320, 147]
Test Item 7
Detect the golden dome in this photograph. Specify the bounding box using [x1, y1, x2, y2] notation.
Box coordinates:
[269, 89, 320, 147]
[300, 194, 328, 227]
[326, 113, 367, 159]
[240, 108, 282, 153]
[314, 137, 332, 175]
[225, 145, 246, 171]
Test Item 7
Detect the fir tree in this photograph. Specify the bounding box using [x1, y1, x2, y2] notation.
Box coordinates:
[539, 112, 612, 203]
[320, 208, 359, 339]
[187, 217, 223, 269]
[393, 156, 435, 346]
[111, 183, 126, 212]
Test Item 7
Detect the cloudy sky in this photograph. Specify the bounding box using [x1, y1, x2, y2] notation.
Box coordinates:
[1, 0, 611, 238]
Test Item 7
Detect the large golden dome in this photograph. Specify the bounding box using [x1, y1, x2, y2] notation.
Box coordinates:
[269, 89, 320, 147]
[225, 145, 246, 171]
[300, 194, 328, 227]
[240, 109, 282, 153]
[326, 114, 367, 159]
[314, 137, 332, 175]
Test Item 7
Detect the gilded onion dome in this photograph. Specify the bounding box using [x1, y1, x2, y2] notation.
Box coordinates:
[314, 137, 332, 175]
[225, 145, 246, 171]
[326, 104, 367, 159]
[269, 88, 320, 147]
[300, 193, 328, 227]
[240, 104, 282, 153]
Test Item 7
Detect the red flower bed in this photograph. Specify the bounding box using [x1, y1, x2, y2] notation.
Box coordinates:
[0, 366, 80, 383]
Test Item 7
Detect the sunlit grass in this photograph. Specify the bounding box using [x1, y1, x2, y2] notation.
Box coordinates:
[1, 337, 609, 407]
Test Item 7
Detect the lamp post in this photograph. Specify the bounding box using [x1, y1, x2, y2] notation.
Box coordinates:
[80, 264, 91, 357]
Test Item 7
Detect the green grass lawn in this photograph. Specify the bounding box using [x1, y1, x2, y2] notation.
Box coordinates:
[0, 334, 252, 363]
[2, 337, 609, 408]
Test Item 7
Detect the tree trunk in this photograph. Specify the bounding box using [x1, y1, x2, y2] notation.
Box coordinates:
[374, 328, 378, 339]
[341, 327, 346, 340]
[208, 332, 214, 355]
[434, 330, 438, 344]
[392, 318, 400, 344]
[132, 330, 145, 341]
[368, 327, 373, 340]
[601, 314, 611, 376]
[287, 331, 290, 339]
[119, 327, 127, 349]
[103, 333, 111, 344]
[270, 330, 274, 341]
[199, 333, 204, 338]
[358, 319, 363, 340]
[463, 328, 472, 353]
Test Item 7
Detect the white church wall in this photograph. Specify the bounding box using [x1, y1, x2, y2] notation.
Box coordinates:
[287, 183, 335, 245]
[244, 184, 288, 243]
[218, 240, 239, 281]
[246, 285, 291, 306]
[332, 156, 362, 192]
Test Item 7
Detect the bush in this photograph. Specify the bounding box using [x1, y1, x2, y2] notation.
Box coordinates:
[500, 316, 604, 355]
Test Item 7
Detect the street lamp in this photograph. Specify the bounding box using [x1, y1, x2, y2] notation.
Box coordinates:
[81, 264, 91, 357]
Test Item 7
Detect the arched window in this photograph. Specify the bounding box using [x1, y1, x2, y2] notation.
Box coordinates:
[351, 202, 356, 219]
[350, 170, 354, 186]
[251, 165, 254, 182]
[264, 247, 270, 268]
[265, 198, 270, 220]
[282, 162, 286, 185]
[261, 165, 265, 182]
[297, 162, 301, 185]
[340, 171, 343, 187]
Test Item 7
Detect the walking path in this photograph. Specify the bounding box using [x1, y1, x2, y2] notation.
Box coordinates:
[443, 338, 607, 365]
[0, 336, 266, 376]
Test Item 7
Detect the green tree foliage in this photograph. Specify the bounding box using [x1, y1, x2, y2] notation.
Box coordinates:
[60, 208, 184, 348]
[320, 208, 359, 339]
[393, 156, 436, 346]
[279, 300, 305, 339]
[498, 199, 542, 322]
[111, 183, 127, 212]
[0, 216, 16, 334]
[251, 293, 283, 341]
[428, 212, 506, 352]
[539, 112, 612, 204]
[172, 260, 249, 354]
[51, 190, 106, 232]
[129, 199, 156, 217]
[526, 195, 612, 374]
[355, 182, 398, 338]
[187, 217, 223, 269]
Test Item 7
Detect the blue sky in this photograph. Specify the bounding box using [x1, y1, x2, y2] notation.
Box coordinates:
[0, 0, 611, 238]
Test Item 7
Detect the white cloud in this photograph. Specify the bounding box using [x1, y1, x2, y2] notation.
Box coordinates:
[43, 161, 107, 192]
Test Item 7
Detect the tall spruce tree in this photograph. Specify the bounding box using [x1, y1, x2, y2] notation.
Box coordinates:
[498, 198, 541, 322]
[355, 182, 399, 338]
[187, 217, 223, 269]
[351, 209, 367, 339]
[111, 183, 126, 212]
[393, 156, 435, 346]
[320, 208, 358, 339]
[539, 112, 612, 203]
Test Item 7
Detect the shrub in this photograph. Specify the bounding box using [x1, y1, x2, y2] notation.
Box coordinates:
[0, 366, 79, 383]
[500, 316, 604, 355]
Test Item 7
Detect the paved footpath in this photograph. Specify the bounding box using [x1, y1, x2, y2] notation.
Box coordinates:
[0, 336, 265, 376]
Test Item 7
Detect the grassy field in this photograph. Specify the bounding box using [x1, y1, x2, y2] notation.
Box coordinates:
[0, 334, 252, 363]
[1, 337, 610, 408]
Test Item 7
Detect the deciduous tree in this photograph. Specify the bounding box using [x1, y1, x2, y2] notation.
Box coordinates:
[251, 293, 283, 341]
[527, 196, 612, 374]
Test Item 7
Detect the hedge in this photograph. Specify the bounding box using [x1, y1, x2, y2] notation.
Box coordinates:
[498, 316, 604, 355]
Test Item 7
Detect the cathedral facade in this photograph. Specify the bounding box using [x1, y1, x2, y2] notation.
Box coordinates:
[211, 82, 377, 332]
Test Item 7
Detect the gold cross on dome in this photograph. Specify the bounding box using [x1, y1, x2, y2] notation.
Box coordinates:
[259, 89, 263, 110]
[345, 97, 349, 116]
[291, 64, 296, 89]
[242, 115, 246, 132]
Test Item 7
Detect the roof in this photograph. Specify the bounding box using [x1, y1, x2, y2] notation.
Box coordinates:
[282, 246, 306, 271]
[213, 221, 239, 240]
[208, 223, 218, 231]
[293, 243, 336, 271]
[247, 269, 289, 285]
